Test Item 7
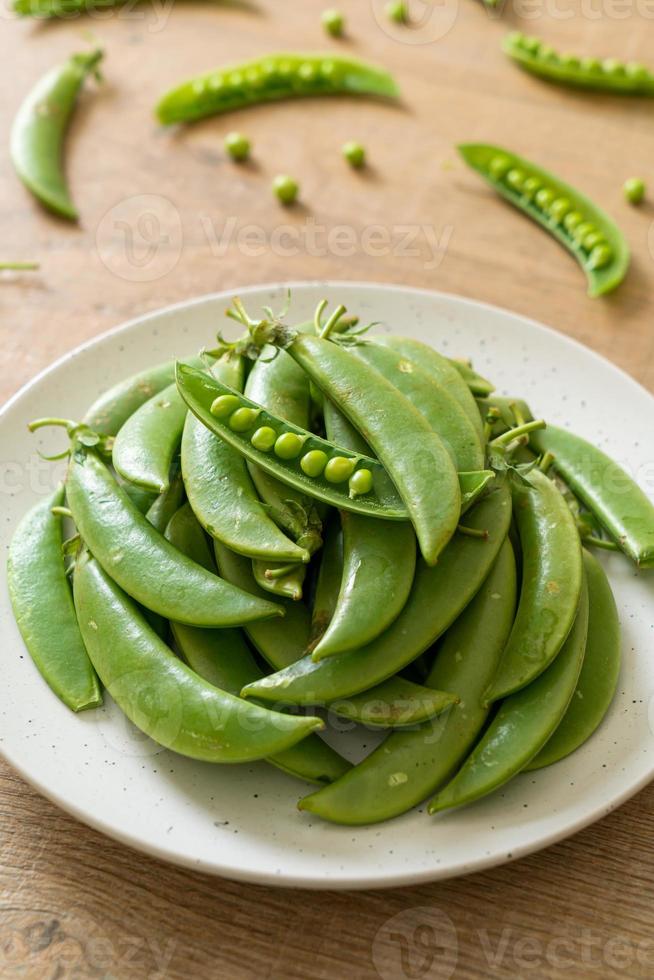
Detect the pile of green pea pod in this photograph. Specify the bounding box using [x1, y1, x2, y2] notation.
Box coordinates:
[8, 297, 654, 825]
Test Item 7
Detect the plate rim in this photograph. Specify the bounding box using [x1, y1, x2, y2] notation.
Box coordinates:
[2, 279, 653, 890]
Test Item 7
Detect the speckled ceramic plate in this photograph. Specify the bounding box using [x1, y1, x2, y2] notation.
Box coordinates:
[1, 282, 653, 889]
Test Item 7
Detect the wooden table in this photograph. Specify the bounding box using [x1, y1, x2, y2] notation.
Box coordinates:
[2, 1, 654, 976]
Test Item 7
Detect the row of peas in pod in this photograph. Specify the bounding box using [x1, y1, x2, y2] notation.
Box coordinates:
[8, 298, 654, 823]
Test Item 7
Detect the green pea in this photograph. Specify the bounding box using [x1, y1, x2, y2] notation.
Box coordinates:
[539, 45, 556, 61]
[322, 8, 345, 36]
[229, 407, 260, 432]
[211, 394, 241, 419]
[563, 210, 583, 232]
[522, 176, 542, 199]
[523, 36, 541, 54]
[489, 155, 511, 179]
[274, 432, 306, 459]
[385, 0, 407, 23]
[560, 53, 580, 69]
[602, 58, 625, 76]
[224, 131, 251, 162]
[506, 168, 525, 191]
[572, 221, 596, 243]
[535, 187, 554, 209]
[623, 177, 645, 205]
[300, 450, 328, 477]
[273, 174, 299, 205]
[349, 468, 373, 497]
[342, 141, 366, 168]
[324, 456, 356, 483]
[583, 231, 606, 251]
[626, 62, 648, 80]
[251, 426, 277, 452]
[588, 244, 613, 269]
[581, 57, 602, 72]
[549, 197, 571, 222]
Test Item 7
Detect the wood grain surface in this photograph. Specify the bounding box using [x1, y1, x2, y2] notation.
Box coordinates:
[1, 1, 654, 977]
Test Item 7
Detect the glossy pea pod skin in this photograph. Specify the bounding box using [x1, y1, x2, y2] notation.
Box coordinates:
[65, 442, 281, 627]
[214, 540, 458, 728]
[272, 333, 461, 564]
[352, 341, 485, 472]
[83, 360, 176, 436]
[430, 570, 589, 814]
[527, 549, 621, 770]
[113, 381, 189, 494]
[299, 539, 517, 825]
[503, 32, 654, 95]
[487, 468, 583, 702]
[531, 426, 654, 568]
[11, 49, 103, 220]
[373, 335, 484, 446]
[165, 505, 350, 784]
[448, 359, 495, 398]
[73, 552, 323, 763]
[312, 398, 417, 660]
[241, 484, 512, 706]
[458, 143, 630, 298]
[8, 485, 102, 712]
[156, 53, 400, 125]
[176, 363, 409, 521]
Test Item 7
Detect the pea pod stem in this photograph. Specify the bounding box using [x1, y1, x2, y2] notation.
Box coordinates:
[0, 261, 39, 270]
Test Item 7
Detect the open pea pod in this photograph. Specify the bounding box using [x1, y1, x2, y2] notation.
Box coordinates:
[176, 361, 408, 520]
[459, 143, 629, 297]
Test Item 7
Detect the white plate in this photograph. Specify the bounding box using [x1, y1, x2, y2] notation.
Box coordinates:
[1, 282, 653, 890]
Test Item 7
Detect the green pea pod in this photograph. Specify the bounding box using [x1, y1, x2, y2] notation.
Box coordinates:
[15, 0, 126, 14]
[486, 469, 583, 702]
[308, 516, 343, 650]
[83, 360, 176, 436]
[244, 331, 323, 556]
[112, 381, 189, 493]
[121, 481, 158, 516]
[430, 570, 589, 813]
[65, 443, 281, 627]
[526, 549, 621, 770]
[214, 539, 461, 728]
[73, 552, 322, 763]
[11, 49, 103, 220]
[8, 485, 102, 712]
[144, 468, 185, 534]
[530, 425, 654, 568]
[252, 559, 306, 601]
[458, 143, 630, 298]
[165, 504, 350, 785]
[176, 362, 409, 521]
[241, 484, 512, 705]
[503, 32, 654, 95]
[299, 539, 517, 825]
[256, 332, 461, 564]
[182, 355, 307, 563]
[353, 342, 484, 471]
[156, 53, 400, 125]
[448, 359, 495, 397]
[373, 335, 484, 445]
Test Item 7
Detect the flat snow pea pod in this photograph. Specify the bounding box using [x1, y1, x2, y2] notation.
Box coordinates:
[11, 49, 103, 221]
[182, 356, 307, 563]
[156, 53, 400, 125]
[458, 143, 630, 298]
[8, 485, 102, 712]
[312, 510, 416, 660]
[530, 425, 654, 568]
[372, 335, 484, 445]
[308, 516, 343, 650]
[329, 678, 458, 729]
[83, 360, 176, 436]
[176, 362, 409, 521]
[503, 32, 654, 95]
[299, 539, 516, 825]
[430, 571, 589, 813]
[65, 442, 281, 627]
[486, 469, 583, 701]
[233, 326, 460, 563]
[241, 484, 512, 705]
[448, 359, 495, 397]
[351, 342, 484, 471]
[113, 381, 189, 493]
[73, 552, 322, 763]
[165, 505, 350, 784]
[214, 539, 457, 727]
[144, 468, 185, 534]
[526, 549, 621, 770]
